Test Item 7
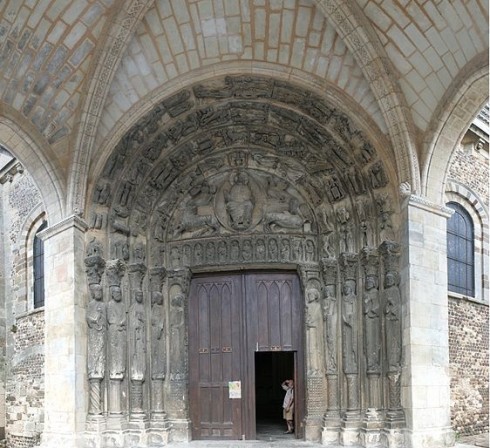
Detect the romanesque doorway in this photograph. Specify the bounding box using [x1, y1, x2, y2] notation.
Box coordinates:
[188, 272, 304, 441]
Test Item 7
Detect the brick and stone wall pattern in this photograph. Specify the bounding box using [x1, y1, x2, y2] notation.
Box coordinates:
[1, 169, 44, 448]
[448, 298, 489, 436]
[447, 143, 489, 436]
[449, 147, 489, 205]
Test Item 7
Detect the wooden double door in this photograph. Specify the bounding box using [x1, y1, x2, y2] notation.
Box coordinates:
[189, 272, 304, 440]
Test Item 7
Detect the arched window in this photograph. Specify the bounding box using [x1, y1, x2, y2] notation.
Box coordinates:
[33, 220, 47, 308]
[447, 202, 474, 297]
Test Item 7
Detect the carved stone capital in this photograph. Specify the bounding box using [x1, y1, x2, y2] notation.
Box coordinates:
[128, 263, 147, 291]
[106, 259, 126, 287]
[85, 255, 106, 286]
[340, 253, 358, 281]
[167, 268, 192, 295]
[320, 257, 338, 285]
[361, 247, 379, 278]
[379, 241, 400, 274]
[149, 267, 166, 292]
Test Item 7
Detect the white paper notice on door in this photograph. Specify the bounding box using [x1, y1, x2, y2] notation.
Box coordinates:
[228, 381, 241, 399]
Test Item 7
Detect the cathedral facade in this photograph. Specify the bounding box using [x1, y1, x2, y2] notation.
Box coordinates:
[0, 1, 488, 447]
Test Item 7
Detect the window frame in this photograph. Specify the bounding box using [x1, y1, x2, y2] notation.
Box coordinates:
[33, 220, 47, 309]
[446, 201, 475, 297]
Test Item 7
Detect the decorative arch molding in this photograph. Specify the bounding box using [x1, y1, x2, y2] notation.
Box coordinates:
[446, 180, 489, 303]
[67, 0, 154, 216]
[90, 61, 393, 195]
[88, 75, 401, 260]
[0, 112, 64, 223]
[314, 0, 420, 194]
[422, 54, 489, 204]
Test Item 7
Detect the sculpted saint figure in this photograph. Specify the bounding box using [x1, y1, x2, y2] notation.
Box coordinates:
[87, 283, 106, 379]
[322, 284, 337, 372]
[170, 293, 185, 378]
[341, 281, 358, 373]
[130, 290, 146, 381]
[107, 285, 126, 379]
[305, 288, 322, 375]
[151, 291, 166, 380]
[363, 275, 381, 372]
[384, 271, 402, 370]
[224, 170, 254, 230]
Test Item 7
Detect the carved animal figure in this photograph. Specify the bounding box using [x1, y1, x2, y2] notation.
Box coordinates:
[172, 181, 220, 238]
[263, 194, 305, 232]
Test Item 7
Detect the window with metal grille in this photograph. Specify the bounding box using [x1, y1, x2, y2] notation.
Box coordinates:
[447, 202, 474, 297]
[33, 221, 47, 308]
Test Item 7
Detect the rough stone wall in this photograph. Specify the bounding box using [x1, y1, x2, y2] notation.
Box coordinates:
[448, 146, 489, 204]
[0, 167, 44, 448]
[447, 142, 489, 437]
[448, 298, 489, 436]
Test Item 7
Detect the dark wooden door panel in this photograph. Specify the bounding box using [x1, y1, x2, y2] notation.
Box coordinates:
[245, 274, 300, 352]
[189, 276, 243, 439]
[189, 271, 304, 440]
[245, 273, 304, 439]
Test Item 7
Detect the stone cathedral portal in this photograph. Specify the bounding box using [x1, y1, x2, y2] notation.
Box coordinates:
[84, 75, 405, 447]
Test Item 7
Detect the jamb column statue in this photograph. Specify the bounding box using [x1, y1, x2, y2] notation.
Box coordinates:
[84, 239, 106, 418]
[106, 259, 126, 418]
[165, 268, 192, 439]
[380, 241, 405, 430]
[360, 248, 383, 446]
[149, 267, 167, 418]
[320, 258, 340, 445]
[128, 262, 148, 419]
[339, 252, 360, 445]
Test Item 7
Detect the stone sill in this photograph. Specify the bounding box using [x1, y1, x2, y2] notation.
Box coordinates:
[15, 306, 45, 322]
[448, 291, 488, 307]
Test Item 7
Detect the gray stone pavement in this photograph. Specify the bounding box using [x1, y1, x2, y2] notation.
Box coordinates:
[164, 432, 489, 448]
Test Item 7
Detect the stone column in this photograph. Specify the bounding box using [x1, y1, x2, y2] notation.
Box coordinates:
[128, 262, 148, 418]
[148, 267, 170, 445]
[105, 259, 126, 434]
[339, 252, 361, 446]
[166, 268, 192, 441]
[38, 216, 88, 448]
[320, 258, 341, 445]
[299, 264, 326, 442]
[360, 247, 383, 447]
[398, 195, 455, 448]
[84, 239, 106, 423]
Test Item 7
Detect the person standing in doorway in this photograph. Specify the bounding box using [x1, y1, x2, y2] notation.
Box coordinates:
[281, 379, 294, 433]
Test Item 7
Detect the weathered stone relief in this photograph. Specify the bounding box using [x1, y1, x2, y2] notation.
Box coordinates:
[380, 241, 405, 427]
[149, 267, 167, 418]
[340, 252, 360, 416]
[128, 258, 147, 416]
[361, 248, 382, 375]
[84, 238, 106, 417]
[305, 287, 323, 376]
[320, 257, 340, 437]
[361, 246, 383, 432]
